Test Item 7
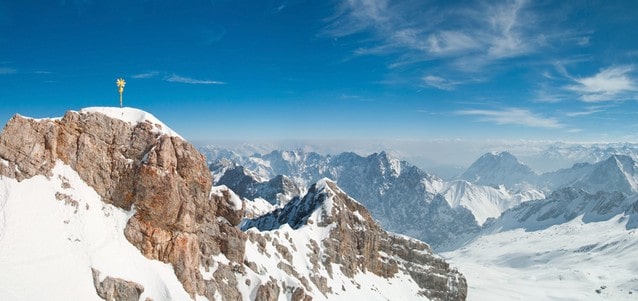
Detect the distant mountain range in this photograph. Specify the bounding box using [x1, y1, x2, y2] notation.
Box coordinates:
[0, 108, 467, 301]
[204, 145, 638, 299]
[205, 147, 638, 248]
[520, 142, 638, 173]
[464, 152, 638, 196]
[205, 149, 546, 249]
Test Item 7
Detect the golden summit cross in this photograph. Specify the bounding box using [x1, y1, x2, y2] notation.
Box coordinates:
[116, 78, 126, 108]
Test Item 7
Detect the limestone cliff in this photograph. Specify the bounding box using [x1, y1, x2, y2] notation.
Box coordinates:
[0, 107, 466, 300]
[243, 179, 467, 301]
[0, 108, 244, 299]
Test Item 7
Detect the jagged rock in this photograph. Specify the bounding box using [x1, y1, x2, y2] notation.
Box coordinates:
[91, 268, 144, 301]
[0, 109, 466, 300]
[216, 165, 302, 205]
[204, 149, 492, 250]
[244, 179, 468, 301]
[255, 279, 280, 301]
[0, 110, 245, 299]
[291, 287, 313, 301]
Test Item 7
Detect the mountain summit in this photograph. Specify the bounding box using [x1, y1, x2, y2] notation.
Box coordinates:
[461, 151, 537, 188]
[0, 107, 466, 300]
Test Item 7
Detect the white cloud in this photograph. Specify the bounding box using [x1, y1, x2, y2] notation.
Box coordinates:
[165, 74, 225, 85]
[534, 88, 568, 103]
[565, 110, 601, 117]
[456, 108, 563, 128]
[325, 0, 548, 72]
[132, 71, 160, 79]
[427, 30, 482, 55]
[484, 0, 529, 59]
[565, 65, 637, 102]
[423, 75, 458, 90]
[576, 36, 590, 46]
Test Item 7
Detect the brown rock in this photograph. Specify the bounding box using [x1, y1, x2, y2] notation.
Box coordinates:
[255, 279, 280, 301]
[291, 287, 313, 301]
[91, 268, 144, 301]
[0, 110, 467, 301]
[0, 111, 247, 300]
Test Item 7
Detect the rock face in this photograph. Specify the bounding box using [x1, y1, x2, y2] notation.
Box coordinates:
[208, 149, 531, 249]
[217, 165, 301, 205]
[0, 110, 244, 299]
[0, 108, 467, 300]
[244, 179, 467, 300]
[91, 268, 145, 301]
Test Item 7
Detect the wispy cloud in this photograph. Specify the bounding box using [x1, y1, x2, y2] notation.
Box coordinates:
[564, 65, 637, 102]
[0, 67, 17, 74]
[422, 75, 459, 90]
[456, 108, 563, 128]
[575, 36, 590, 46]
[130, 71, 226, 85]
[565, 110, 602, 117]
[165, 74, 226, 85]
[564, 105, 610, 117]
[324, 0, 560, 75]
[534, 87, 569, 103]
[132, 71, 160, 79]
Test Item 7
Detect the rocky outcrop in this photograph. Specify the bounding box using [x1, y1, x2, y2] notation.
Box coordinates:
[0, 110, 245, 299]
[216, 165, 301, 205]
[0, 108, 466, 300]
[244, 179, 468, 300]
[205, 149, 490, 250]
[91, 268, 145, 301]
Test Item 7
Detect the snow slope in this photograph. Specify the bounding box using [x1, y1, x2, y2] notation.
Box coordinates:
[238, 178, 465, 300]
[443, 187, 638, 300]
[80, 107, 182, 138]
[0, 108, 467, 300]
[441, 180, 544, 225]
[443, 216, 638, 300]
[0, 162, 193, 300]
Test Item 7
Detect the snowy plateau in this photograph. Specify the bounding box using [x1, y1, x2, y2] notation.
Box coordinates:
[204, 146, 638, 300]
[0, 108, 465, 301]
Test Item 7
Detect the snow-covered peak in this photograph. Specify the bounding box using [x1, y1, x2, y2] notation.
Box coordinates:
[575, 154, 638, 195]
[440, 179, 544, 225]
[314, 177, 335, 191]
[79, 107, 182, 139]
[461, 151, 537, 188]
[241, 178, 342, 231]
[483, 151, 522, 165]
[373, 151, 402, 177]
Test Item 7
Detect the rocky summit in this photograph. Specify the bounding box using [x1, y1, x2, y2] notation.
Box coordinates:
[0, 107, 466, 301]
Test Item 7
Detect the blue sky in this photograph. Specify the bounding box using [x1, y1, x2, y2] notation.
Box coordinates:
[1, 0, 638, 143]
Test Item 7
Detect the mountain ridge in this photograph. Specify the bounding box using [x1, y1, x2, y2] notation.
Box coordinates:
[207, 149, 544, 248]
[0, 107, 467, 301]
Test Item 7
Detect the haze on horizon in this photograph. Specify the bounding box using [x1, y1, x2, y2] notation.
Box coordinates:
[1, 0, 638, 152]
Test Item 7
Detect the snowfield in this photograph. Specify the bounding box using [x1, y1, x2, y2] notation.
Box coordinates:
[80, 107, 183, 138]
[0, 162, 193, 300]
[443, 215, 638, 300]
